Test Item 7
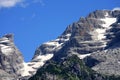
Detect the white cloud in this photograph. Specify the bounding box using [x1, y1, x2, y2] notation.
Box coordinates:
[0, 0, 45, 8]
[0, 0, 23, 8]
[112, 7, 120, 11]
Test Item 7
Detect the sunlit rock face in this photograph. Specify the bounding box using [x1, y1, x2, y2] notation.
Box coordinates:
[0, 34, 24, 80]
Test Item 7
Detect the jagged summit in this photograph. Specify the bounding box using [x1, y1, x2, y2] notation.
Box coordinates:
[0, 34, 24, 80]
[0, 34, 15, 55]
[3, 33, 14, 40]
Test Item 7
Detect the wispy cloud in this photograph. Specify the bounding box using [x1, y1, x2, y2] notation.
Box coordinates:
[33, 0, 45, 6]
[0, 0, 23, 8]
[0, 0, 45, 8]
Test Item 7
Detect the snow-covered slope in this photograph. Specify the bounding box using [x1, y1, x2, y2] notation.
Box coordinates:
[21, 54, 53, 77]
[91, 12, 117, 47]
[43, 33, 71, 50]
[20, 33, 71, 78]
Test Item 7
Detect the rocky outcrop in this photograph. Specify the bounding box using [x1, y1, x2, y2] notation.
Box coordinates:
[0, 69, 16, 80]
[84, 48, 120, 76]
[0, 34, 24, 79]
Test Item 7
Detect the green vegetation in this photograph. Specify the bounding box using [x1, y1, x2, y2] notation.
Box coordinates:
[29, 55, 120, 80]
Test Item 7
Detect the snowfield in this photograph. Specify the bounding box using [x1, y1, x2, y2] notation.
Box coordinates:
[21, 54, 54, 77]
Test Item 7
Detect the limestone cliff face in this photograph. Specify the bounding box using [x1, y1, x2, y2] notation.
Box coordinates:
[0, 34, 24, 80]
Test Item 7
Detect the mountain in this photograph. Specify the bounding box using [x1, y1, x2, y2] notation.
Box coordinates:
[29, 55, 120, 80]
[0, 34, 56, 79]
[0, 34, 24, 80]
[29, 9, 120, 79]
[0, 9, 120, 80]
[29, 55, 107, 80]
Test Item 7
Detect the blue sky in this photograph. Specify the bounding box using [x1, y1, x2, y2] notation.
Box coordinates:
[0, 0, 119, 62]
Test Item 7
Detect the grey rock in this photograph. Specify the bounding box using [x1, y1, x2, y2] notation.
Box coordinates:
[0, 69, 16, 80]
[85, 48, 120, 76]
[0, 34, 24, 79]
[87, 10, 108, 18]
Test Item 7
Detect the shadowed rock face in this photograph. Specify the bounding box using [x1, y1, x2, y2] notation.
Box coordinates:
[0, 34, 24, 80]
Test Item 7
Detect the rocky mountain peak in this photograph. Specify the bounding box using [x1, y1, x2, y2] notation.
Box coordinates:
[0, 34, 15, 55]
[87, 10, 109, 18]
[0, 34, 24, 80]
[24, 9, 120, 79]
[3, 33, 14, 41]
[29, 9, 120, 80]
[87, 10, 120, 19]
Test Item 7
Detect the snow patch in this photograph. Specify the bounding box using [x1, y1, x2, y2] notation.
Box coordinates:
[72, 53, 91, 59]
[33, 54, 54, 61]
[0, 44, 13, 55]
[0, 37, 14, 55]
[78, 54, 91, 59]
[1, 47, 13, 54]
[95, 13, 116, 41]
[100, 17, 116, 28]
[96, 17, 116, 41]
[118, 61, 120, 64]
[0, 37, 9, 44]
[0, 39, 10, 43]
[21, 54, 54, 77]
[66, 33, 71, 37]
[91, 13, 117, 48]
[45, 41, 60, 47]
[44, 33, 71, 49]
[95, 29, 106, 40]
[104, 12, 109, 17]
[0, 37, 8, 41]
[112, 7, 120, 11]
